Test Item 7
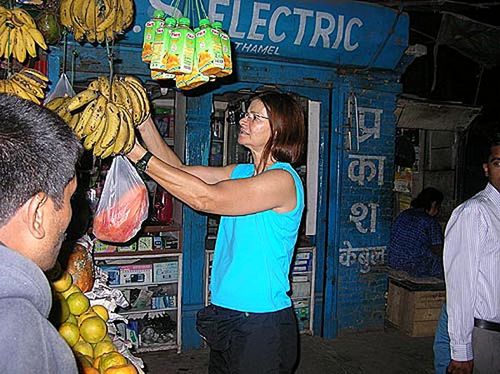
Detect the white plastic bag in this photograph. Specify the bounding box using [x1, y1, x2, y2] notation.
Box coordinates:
[44, 73, 75, 104]
[93, 156, 149, 243]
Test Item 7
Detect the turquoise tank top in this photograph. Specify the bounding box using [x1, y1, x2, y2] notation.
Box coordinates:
[210, 162, 305, 312]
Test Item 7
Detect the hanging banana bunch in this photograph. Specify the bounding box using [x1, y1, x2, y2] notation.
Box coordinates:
[59, 0, 135, 43]
[48, 75, 149, 158]
[0, 6, 48, 62]
[0, 68, 49, 104]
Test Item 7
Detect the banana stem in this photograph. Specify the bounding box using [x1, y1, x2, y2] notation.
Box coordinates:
[105, 38, 114, 97]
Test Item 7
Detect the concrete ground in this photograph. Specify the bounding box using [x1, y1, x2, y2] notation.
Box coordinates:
[138, 326, 435, 374]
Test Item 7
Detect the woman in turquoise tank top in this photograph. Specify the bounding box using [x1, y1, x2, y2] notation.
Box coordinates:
[127, 91, 306, 373]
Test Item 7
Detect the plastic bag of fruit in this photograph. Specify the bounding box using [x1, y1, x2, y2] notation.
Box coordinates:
[93, 156, 149, 243]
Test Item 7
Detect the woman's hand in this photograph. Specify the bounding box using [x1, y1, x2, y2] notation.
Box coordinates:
[125, 140, 147, 164]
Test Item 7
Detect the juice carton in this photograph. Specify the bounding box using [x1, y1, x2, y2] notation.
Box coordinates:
[182, 27, 210, 90]
[212, 21, 232, 77]
[197, 18, 224, 77]
[150, 17, 177, 81]
[142, 9, 165, 63]
[166, 17, 195, 75]
[149, 21, 166, 70]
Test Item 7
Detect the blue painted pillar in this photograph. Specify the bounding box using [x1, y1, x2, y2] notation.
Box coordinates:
[181, 93, 213, 350]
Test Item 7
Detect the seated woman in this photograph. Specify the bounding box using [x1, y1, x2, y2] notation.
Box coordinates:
[388, 187, 444, 278]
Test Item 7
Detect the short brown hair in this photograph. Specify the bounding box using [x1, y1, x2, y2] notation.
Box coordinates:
[252, 91, 305, 173]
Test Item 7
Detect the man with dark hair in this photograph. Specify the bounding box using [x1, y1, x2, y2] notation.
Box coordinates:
[388, 187, 445, 278]
[444, 135, 500, 373]
[0, 94, 81, 373]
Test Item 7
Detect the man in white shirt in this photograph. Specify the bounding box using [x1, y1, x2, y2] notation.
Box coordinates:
[444, 139, 500, 374]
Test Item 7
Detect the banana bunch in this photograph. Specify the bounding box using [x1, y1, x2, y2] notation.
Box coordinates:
[0, 6, 48, 62]
[50, 75, 149, 158]
[59, 0, 134, 43]
[0, 68, 49, 104]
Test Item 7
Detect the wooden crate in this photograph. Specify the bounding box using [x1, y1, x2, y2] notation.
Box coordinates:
[386, 278, 445, 337]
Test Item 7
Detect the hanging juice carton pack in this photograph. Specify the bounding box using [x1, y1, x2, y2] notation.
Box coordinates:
[212, 22, 232, 77]
[166, 17, 195, 75]
[197, 18, 224, 77]
[175, 73, 188, 89]
[183, 27, 209, 90]
[142, 9, 165, 63]
[151, 18, 177, 80]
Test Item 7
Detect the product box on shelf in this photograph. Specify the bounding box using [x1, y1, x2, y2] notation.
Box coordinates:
[153, 261, 178, 282]
[100, 265, 121, 285]
[137, 236, 153, 251]
[120, 264, 153, 286]
[117, 242, 138, 252]
[159, 232, 179, 250]
[94, 240, 116, 253]
[152, 236, 163, 250]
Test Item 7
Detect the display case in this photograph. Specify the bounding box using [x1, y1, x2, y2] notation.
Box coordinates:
[91, 92, 185, 352]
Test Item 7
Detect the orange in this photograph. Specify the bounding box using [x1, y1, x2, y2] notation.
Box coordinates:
[93, 340, 116, 358]
[92, 305, 109, 322]
[49, 293, 70, 326]
[104, 364, 137, 374]
[75, 353, 93, 368]
[98, 351, 127, 373]
[83, 368, 100, 374]
[80, 316, 108, 344]
[61, 284, 81, 299]
[65, 313, 78, 325]
[73, 340, 94, 358]
[78, 310, 98, 326]
[67, 292, 90, 316]
[51, 271, 73, 293]
[58, 322, 80, 347]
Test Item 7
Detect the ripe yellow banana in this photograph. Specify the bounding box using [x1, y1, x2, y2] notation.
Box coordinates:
[21, 68, 49, 82]
[45, 97, 68, 111]
[97, 76, 111, 98]
[123, 76, 150, 122]
[79, 99, 98, 136]
[11, 8, 36, 28]
[122, 108, 136, 154]
[59, 0, 74, 30]
[100, 101, 120, 148]
[123, 81, 144, 125]
[22, 27, 37, 57]
[120, 0, 134, 31]
[95, 0, 117, 33]
[66, 89, 99, 112]
[29, 27, 47, 50]
[9, 78, 40, 104]
[85, 95, 108, 133]
[11, 74, 45, 99]
[83, 112, 107, 150]
[113, 105, 131, 154]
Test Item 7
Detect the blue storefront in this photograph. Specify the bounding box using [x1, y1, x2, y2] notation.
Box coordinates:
[49, 0, 410, 350]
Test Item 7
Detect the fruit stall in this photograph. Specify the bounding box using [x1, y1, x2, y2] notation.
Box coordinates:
[0, 0, 414, 371]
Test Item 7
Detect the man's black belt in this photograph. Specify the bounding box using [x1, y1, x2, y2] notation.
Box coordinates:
[474, 318, 500, 332]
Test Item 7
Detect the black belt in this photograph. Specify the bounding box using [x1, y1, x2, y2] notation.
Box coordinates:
[474, 318, 500, 332]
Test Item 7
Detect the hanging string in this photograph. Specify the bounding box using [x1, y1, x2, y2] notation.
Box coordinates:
[61, 30, 68, 75]
[70, 49, 78, 87]
[6, 26, 12, 78]
[105, 38, 114, 97]
[195, 0, 201, 23]
[197, 0, 207, 20]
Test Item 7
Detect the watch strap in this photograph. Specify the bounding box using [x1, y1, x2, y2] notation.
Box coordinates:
[136, 151, 153, 172]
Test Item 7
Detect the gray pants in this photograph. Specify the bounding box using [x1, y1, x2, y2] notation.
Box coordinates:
[473, 326, 500, 373]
